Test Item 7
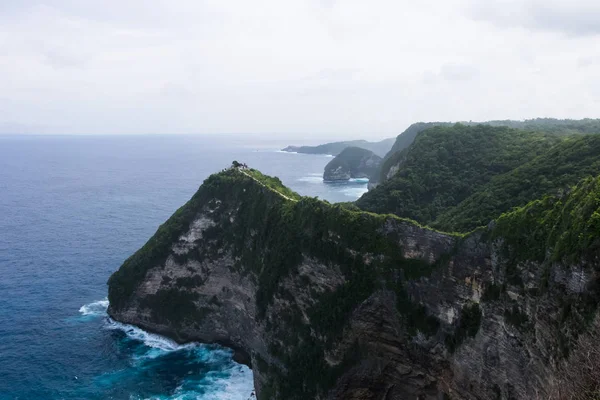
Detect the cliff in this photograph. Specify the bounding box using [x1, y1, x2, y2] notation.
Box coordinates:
[323, 147, 382, 182]
[108, 165, 600, 400]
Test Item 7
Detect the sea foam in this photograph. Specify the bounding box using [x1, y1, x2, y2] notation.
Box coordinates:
[79, 299, 255, 399]
[78, 298, 110, 316]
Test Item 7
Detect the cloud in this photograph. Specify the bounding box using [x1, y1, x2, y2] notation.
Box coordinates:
[577, 55, 600, 68]
[440, 63, 479, 81]
[421, 64, 479, 84]
[0, 0, 598, 137]
[469, 0, 600, 36]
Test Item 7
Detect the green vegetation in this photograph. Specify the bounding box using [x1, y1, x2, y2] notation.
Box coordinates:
[377, 118, 600, 186]
[490, 175, 600, 355]
[484, 118, 600, 136]
[243, 168, 302, 201]
[491, 175, 600, 264]
[107, 165, 299, 310]
[379, 122, 453, 182]
[108, 156, 600, 399]
[434, 135, 600, 231]
[357, 124, 560, 225]
[108, 184, 210, 310]
[323, 146, 381, 181]
[109, 165, 459, 399]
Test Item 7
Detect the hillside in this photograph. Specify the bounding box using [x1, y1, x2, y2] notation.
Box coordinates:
[108, 164, 600, 400]
[378, 122, 452, 183]
[433, 134, 600, 231]
[376, 118, 600, 186]
[356, 124, 561, 225]
[323, 147, 381, 181]
[281, 137, 394, 157]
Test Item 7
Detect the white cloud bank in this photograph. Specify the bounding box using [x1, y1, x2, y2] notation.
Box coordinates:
[0, 0, 598, 137]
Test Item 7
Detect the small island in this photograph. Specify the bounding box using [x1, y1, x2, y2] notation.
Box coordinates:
[323, 146, 382, 182]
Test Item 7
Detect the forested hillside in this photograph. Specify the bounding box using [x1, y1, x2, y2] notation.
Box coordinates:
[376, 118, 600, 185]
[433, 134, 600, 231]
[356, 124, 561, 226]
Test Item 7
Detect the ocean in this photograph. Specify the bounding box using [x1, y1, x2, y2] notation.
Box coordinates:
[0, 135, 369, 400]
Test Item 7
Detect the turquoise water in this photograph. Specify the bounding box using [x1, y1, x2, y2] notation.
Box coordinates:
[0, 135, 368, 399]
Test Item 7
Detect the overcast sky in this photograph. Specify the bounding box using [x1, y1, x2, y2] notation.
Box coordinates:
[1, 0, 599, 138]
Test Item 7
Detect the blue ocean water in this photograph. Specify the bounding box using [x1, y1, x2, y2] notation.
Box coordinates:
[0, 135, 368, 400]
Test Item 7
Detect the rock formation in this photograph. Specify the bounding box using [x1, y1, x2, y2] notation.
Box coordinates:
[108, 165, 600, 400]
[323, 147, 382, 182]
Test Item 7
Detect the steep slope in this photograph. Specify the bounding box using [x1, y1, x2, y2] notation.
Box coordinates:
[356, 124, 561, 225]
[108, 164, 600, 400]
[377, 122, 452, 184]
[375, 118, 600, 188]
[282, 137, 394, 157]
[433, 134, 600, 232]
[323, 147, 382, 181]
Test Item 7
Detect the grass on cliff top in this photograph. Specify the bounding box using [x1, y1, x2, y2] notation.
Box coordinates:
[242, 167, 302, 201]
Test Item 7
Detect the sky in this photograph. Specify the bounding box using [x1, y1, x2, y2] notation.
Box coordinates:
[1, 0, 599, 138]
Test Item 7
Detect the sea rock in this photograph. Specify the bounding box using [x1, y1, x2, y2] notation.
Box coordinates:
[323, 147, 382, 182]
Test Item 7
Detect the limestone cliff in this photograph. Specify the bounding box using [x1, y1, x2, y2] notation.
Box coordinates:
[323, 147, 382, 182]
[108, 165, 600, 400]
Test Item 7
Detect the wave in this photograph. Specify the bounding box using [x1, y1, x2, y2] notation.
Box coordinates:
[79, 298, 110, 316]
[105, 319, 198, 353]
[275, 150, 298, 154]
[80, 298, 197, 353]
[79, 299, 255, 399]
[348, 178, 369, 183]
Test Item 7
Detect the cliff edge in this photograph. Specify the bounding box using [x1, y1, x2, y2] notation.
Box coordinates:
[108, 164, 600, 400]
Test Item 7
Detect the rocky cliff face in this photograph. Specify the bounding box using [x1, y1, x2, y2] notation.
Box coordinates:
[323, 147, 382, 182]
[108, 166, 600, 400]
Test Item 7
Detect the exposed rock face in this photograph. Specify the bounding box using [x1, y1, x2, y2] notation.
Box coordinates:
[323, 147, 382, 182]
[108, 167, 600, 400]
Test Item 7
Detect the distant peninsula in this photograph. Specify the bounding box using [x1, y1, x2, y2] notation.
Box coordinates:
[281, 137, 394, 157]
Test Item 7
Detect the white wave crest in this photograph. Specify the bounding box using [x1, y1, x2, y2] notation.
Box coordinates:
[200, 365, 255, 400]
[80, 299, 255, 399]
[105, 318, 196, 352]
[275, 150, 298, 154]
[348, 178, 369, 183]
[79, 298, 109, 316]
